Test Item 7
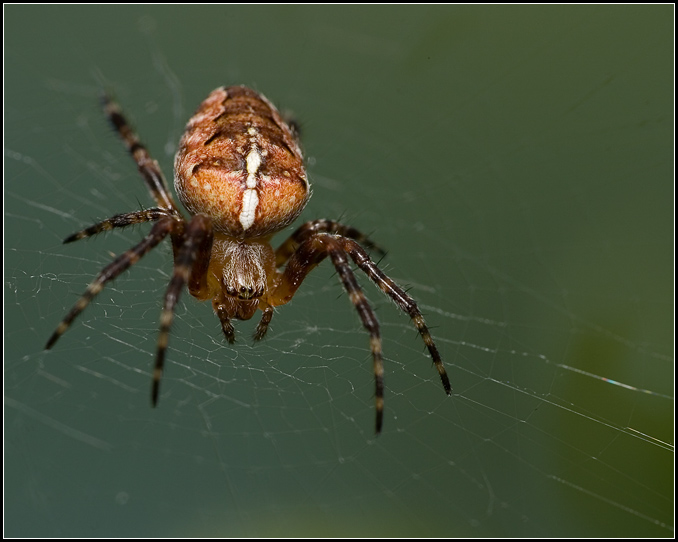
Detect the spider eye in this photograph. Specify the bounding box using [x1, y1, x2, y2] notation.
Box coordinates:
[240, 286, 254, 298]
[224, 284, 263, 300]
[237, 286, 264, 300]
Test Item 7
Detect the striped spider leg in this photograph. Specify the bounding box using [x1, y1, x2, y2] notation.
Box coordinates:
[45, 93, 214, 405]
[266, 228, 451, 434]
[250, 218, 386, 341]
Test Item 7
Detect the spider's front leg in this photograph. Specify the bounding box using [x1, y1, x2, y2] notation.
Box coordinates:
[261, 219, 385, 344]
[274, 219, 385, 268]
[270, 234, 386, 433]
[62, 208, 176, 244]
[341, 239, 452, 396]
[270, 233, 451, 434]
[45, 218, 176, 350]
[152, 214, 213, 405]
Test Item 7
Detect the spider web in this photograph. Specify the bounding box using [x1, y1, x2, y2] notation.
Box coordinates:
[5, 5, 673, 537]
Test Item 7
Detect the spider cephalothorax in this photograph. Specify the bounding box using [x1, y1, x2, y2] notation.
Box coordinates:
[46, 85, 450, 433]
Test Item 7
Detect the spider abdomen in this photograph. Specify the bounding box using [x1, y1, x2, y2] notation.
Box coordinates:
[174, 86, 310, 238]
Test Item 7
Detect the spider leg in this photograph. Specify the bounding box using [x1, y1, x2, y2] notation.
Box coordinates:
[271, 234, 385, 433]
[213, 302, 236, 344]
[253, 304, 274, 341]
[327, 243, 385, 434]
[275, 219, 385, 268]
[102, 94, 182, 213]
[339, 239, 451, 396]
[152, 214, 212, 405]
[45, 218, 175, 350]
[185, 220, 214, 300]
[63, 208, 176, 243]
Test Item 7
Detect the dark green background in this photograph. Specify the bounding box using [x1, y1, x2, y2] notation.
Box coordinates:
[5, 5, 673, 537]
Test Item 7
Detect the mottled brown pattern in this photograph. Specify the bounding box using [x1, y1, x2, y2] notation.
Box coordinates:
[174, 86, 309, 237]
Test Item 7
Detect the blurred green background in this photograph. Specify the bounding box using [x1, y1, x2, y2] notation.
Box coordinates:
[5, 5, 673, 537]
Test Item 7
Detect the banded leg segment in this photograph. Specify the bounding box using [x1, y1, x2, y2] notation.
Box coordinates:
[152, 215, 213, 405]
[275, 219, 384, 268]
[45, 218, 175, 350]
[341, 239, 451, 395]
[272, 234, 385, 433]
[102, 94, 181, 213]
[328, 243, 385, 434]
[64, 208, 175, 243]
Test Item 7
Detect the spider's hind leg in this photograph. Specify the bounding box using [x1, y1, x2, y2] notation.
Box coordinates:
[101, 93, 181, 213]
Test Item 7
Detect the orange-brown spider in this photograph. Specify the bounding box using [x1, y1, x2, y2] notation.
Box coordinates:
[46, 86, 450, 433]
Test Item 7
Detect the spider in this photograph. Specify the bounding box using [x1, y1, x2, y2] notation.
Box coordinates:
[45, 85, 451, 433]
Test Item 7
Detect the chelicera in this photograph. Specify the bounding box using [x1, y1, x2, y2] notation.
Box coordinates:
[46, 86, 451, 433]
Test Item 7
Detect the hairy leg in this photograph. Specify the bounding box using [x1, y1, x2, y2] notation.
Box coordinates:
[46, 218, 175, 349]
